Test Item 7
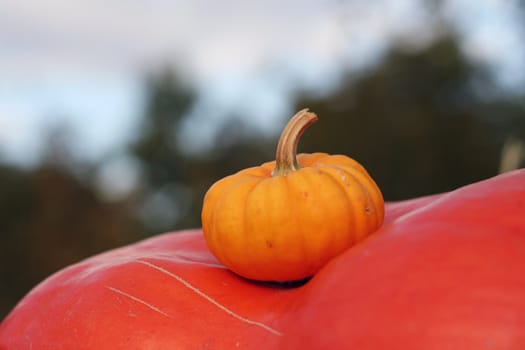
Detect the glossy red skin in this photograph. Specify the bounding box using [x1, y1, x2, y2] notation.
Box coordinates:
[1, 170, 524, 349]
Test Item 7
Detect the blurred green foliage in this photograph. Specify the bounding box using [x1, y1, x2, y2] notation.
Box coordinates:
[295, 36, 525, 199]
[1, 34, 524, 319]
[0, 161, 141, 319]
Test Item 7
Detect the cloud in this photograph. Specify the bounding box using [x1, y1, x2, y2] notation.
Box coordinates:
[0, 0, 522, 165]
[0, 0, 432, 81]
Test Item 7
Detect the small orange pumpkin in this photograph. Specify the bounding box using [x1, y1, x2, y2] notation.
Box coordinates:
[201, 109, 384, 281]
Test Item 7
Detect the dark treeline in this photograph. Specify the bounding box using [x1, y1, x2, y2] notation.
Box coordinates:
[1, 34, 524, 319]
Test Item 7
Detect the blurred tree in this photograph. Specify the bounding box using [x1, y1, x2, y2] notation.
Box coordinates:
[293, 36, 524, 199]
[129, 69, 198, 233]
[129, 70, 275, 233]
[0, 127, 140, 319]
[132, 70, 196, 187]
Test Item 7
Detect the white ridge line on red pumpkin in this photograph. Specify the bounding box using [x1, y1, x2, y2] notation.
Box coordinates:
[106, 285, 171, 318]
[135, 259, 283, 336]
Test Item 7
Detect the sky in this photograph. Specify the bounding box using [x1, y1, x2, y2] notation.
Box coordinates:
[0, 0, 524, 169]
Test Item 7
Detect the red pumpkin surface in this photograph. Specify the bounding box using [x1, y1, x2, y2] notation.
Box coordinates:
[1, 170, 524, 349]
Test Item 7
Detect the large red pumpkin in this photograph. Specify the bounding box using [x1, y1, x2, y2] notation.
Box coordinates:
[1, 169, 524, 349]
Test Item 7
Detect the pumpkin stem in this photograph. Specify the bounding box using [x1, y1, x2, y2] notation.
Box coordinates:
[272, 109, 318, 176]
